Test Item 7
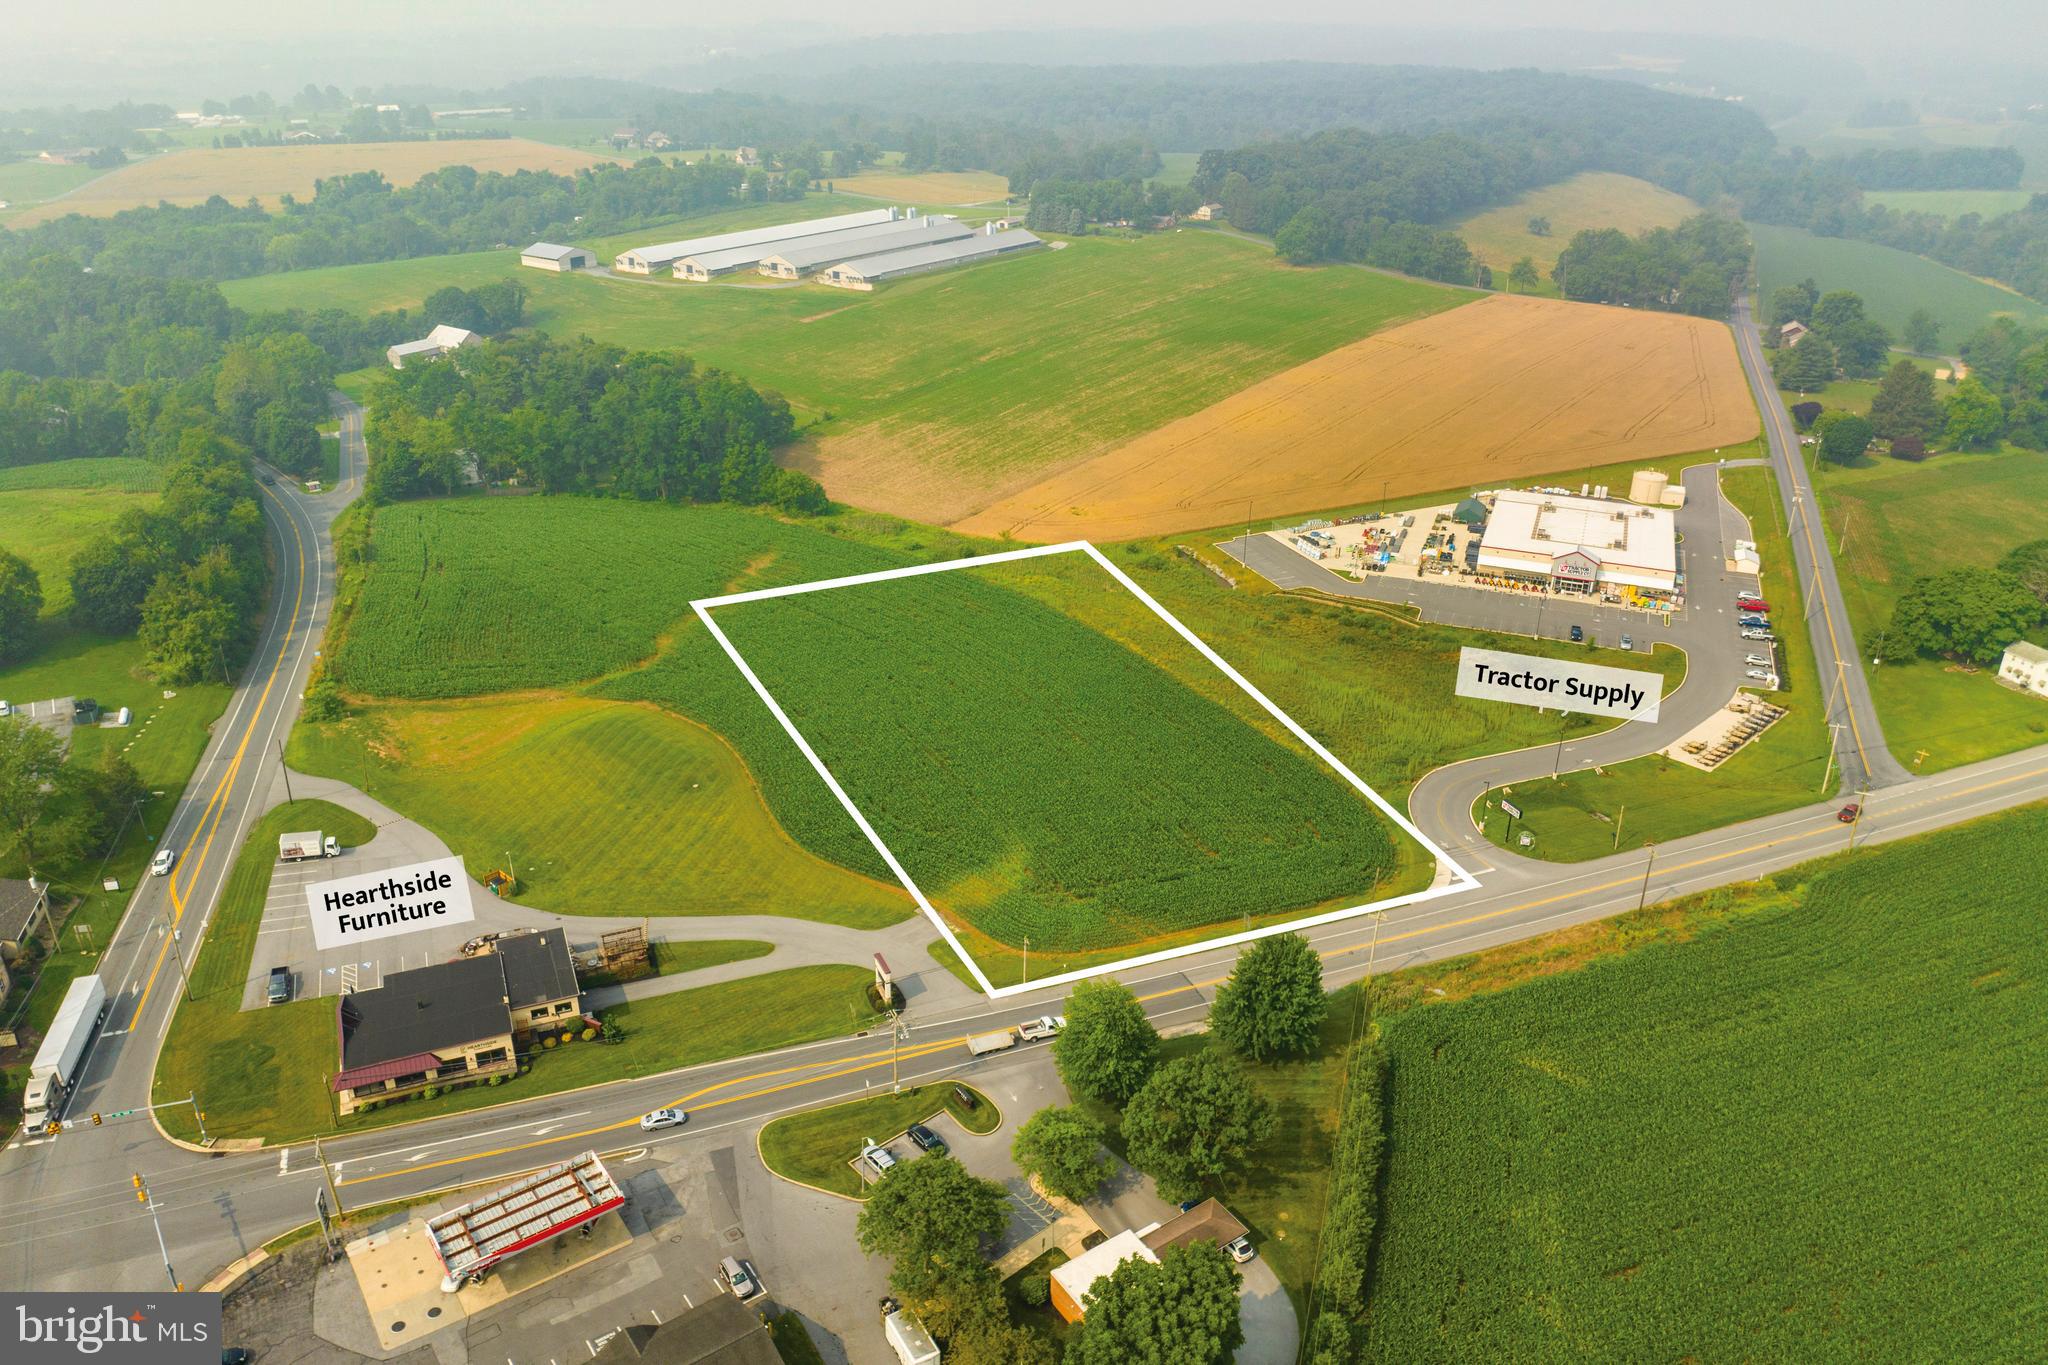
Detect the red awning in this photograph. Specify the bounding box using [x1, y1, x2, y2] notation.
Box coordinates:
[333, 1052, 444, 1091]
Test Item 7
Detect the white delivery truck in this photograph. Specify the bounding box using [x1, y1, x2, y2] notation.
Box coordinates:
[884, 1302, 941, 1365]
[965, 1030, 1016, 1057]
[23, 975, 109, 1124]
[278, 830, 341, 862]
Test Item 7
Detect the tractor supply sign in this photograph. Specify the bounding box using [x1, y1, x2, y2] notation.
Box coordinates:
[306, 855, 475, 951]
[1455, 647, 1664, 724]
[2, 1292, 221, 1363]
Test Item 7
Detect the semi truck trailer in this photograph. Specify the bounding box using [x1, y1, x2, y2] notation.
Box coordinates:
[22, 974, 109, 1123]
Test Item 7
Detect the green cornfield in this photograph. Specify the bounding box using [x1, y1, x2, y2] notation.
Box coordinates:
[706, 551, 1409, 953]
[1363, 804, 2048, 1360]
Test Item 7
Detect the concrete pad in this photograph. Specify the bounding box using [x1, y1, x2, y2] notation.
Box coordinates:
[456, 1208, 632, 1311]
[1663, 690, 1789, 772]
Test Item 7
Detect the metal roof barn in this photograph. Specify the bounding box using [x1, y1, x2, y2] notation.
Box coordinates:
[425, 1150, 624, 1289]
[822, 227, 1044, 289]
[613, 207, 897, 273]
[760, 217, 974, 277]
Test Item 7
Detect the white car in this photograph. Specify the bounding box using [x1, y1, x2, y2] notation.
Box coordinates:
[862, 1141, 898, 1173]
[1745, 668, 1771, 681]
[150, 848, 176, 877]
[1016, 1015, 1067, 1042]
[1226, 1235, 1256, 1264]
[639, 1107, 688, 1131]
[1741, 629, 1775, 642]
[1744, 653, 1771, 667]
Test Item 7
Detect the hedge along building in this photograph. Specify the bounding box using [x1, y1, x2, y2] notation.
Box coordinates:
[755, 214, 973, 279]
[819, 225, 1046, 290]
[611, 206, 899, 275]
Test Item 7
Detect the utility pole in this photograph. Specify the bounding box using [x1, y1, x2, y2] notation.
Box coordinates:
[132, 1174, 181, 1292]
[313, 1137, 345, 1219]
[1848, 788, 1871, 852]
[1636, 841, 1657, 912]
[1021, 936, 1029, 985]
[1379, 479, 1388, 519]
[1821, 722, 1844, 794]
[216, 642, 230, 687]
[1612, 804, 1625, 851]
[277, 737, 294, 805]
[157, 913, 192, 1002]
[888, 1008, 907, 1095]
[1551, 710, 1571, 778]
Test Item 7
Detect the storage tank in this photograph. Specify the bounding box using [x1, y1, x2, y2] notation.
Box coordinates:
[1629, 469, 1669, 505]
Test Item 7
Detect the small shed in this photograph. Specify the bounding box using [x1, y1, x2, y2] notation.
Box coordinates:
[1453, 497, 1488, 525]
[520, 242, 595, 272]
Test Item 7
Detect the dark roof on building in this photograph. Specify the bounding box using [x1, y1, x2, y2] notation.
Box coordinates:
[496, 928, 579, 1009]
[1453, 497, 1488, 525]
[337, 957, 509, 1074]
[1140, 1198, 1248, 1256]
[0, 878, 45, 944]
[591, 1295, 779, 1365]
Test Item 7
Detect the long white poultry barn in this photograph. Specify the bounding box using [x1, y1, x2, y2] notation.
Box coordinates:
[612, 207, 900, 274]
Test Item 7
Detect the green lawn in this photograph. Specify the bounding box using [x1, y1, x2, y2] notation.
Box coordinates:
[229, 226, 1470, 494]
[925, 939, 981, 992]
[154, 801, 889, 1141]
[0, 460, 161, 619]
[0, 159, 108, 220]
[288, 695, 913, 928]
[1362, 803, 2048, 1361]
[1475, 465, 1832, 861]
[707, 550, 1420, 971]
[1151, 153, 1202, 189]
[757, 1083, 998, 1197]
[1820, 447, 2048, 770]
[1749, 220, 2048, 343]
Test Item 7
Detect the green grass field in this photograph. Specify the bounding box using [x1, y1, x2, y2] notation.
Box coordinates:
[287, 695, 912, 927]
[0, 462, 161, 620]
[1863, 188, 2038, 219]
[1750, 221, 2048, 343]
[0, 159, 108, 221]
[1456, 172, 1700, 280]
[1474, 465, 1832, 861]
[757, 1083, 998, 1197]
[229, 225, 1470, 496]
[154, 801, 887, 1142]
[1152, 152, 1202, 189]
[1362, 803, 2048, 1360]
[1818, 448, 2048, 770]
[708, 550, 1419, 972]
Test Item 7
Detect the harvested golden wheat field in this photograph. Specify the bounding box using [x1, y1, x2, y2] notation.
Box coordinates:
[952, 293, 1759, 543]
[12, 138, 613, 224]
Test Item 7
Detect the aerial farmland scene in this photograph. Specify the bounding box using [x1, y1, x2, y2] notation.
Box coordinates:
[1, 4, 2045, 1363]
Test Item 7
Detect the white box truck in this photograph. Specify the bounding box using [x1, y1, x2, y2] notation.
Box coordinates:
[278, 831, 340, 861]
[884, 1305, 941, 1365]
[23, 974, 109, 1123]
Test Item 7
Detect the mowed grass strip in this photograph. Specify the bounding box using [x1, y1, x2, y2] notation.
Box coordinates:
[288, 695, 912, 927]
[155, 802, 887, 1142]
[1362, 803, 2048, 1361]
[758, 1083, 998, 1197]
[707, 550, 1410, 957]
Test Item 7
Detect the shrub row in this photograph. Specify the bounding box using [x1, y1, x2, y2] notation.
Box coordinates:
[1307, 1038, 1390, 1360]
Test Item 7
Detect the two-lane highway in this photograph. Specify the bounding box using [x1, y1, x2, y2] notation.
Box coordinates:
[0, 396, 360, 1291]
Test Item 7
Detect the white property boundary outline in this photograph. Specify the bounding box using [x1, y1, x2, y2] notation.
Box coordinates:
[692, 540, 1480, 999]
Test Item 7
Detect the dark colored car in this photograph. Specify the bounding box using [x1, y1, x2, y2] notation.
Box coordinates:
[1837, 803, 1861, 823]
[1569, 625, 1585, 642]
[907, 1122, 946, 1154]
[266, 966, 291, 1005]
[222, 1350, 253, 1365]
[951, 1085, 978, 1111]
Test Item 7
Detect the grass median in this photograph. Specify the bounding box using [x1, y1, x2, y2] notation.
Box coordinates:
[154, 802, 883, 1143]
[759, 1083, 998, 1197]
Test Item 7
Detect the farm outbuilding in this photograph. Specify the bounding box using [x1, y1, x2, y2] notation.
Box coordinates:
[819, 225, 1045, 290]
[386, 323, 480, 369]
[755, 215, 972, 279]
[613, 207, 899, 274]
[520, 241, 595, 271]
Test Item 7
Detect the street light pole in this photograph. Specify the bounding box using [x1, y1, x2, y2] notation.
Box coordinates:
[1636, 841, 1657, 912]
[157, 913, 192, 1002]
[1551, 710, 1571, 778]
[132, 1174, 181, 1292]
[277, 737, 294, 805]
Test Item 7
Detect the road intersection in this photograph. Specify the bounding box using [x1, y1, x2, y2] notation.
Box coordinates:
[2, 304, 2042, 1299]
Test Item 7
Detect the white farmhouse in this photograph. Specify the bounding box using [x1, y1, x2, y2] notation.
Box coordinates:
[1998, 641, 2048, 697]
[385, 324, 480, 370]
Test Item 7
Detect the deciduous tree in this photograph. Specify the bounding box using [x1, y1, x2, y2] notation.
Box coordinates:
[1066, 1242, 1243, 1365]
[1122, 1049, 1276, 1202]
[1012, 1105, 1109, 1204]
[0, 549, 43, 662]
[1867, 359, 1942, 443]
[1902, 308, 1941, 355]
[1814, 411, 1874, 465]
[1209, 933, 1327, 1061]
[0, 719, 67, 871]
[1052, 979, 1160, 1105]
[1942, 377, 2006, 449]
[856, 1157, 1008, 1298]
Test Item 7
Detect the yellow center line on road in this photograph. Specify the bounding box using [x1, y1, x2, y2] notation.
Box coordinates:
[136, 488, 309, 1018]
[335, 759, 2048, 1193]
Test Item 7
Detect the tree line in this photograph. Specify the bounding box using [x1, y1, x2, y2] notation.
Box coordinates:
[1822, 146, 2023, 191]
[1548, 215, 1751, 316]
[363, 334, 823, 512]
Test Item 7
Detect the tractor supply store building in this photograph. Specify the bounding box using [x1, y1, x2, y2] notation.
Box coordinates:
[1474, 489, 1680, 602]
[331, 929, 581, 1115]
